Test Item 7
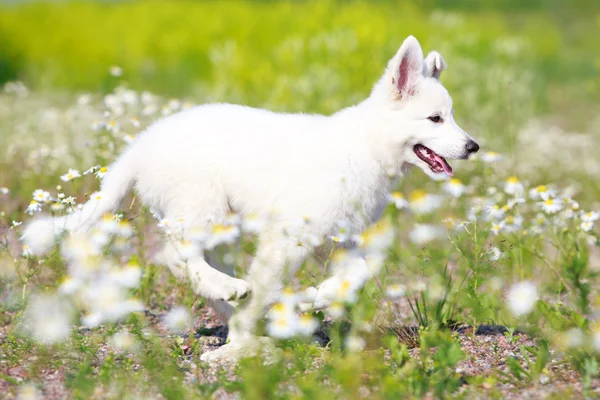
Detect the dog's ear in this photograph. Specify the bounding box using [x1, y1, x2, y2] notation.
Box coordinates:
[389, 36, 424, 98]
[424, 51, 446, 80]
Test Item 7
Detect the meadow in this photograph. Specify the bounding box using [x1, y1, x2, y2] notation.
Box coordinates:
[1, 0, 600, 398]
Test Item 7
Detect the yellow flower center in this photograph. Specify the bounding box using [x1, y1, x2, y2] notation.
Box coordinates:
[536, 185, 547, 192]
[409, 189, 427, 201]
[507, 176, 519, 184]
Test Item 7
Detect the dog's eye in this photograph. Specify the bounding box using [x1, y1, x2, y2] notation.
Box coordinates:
[428, 115, 442, 123]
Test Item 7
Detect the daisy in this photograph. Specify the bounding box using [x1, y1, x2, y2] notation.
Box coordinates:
[62, 196, 76, 206]
[529, 185, 555, 201]
[540, 198, 563, 214]
[95, 167, 108, 179]
[581, 221, 594, 232]
[504, 176, 524, 196]
[409, 189, 442, 214]
[164, 306, 192, 334]
[385, 284, 406, 299]
[32, 189, 50, 203]
[266, 315, 297, 339]
[345, 335, 366, 352]
[176, 240, 201, 259]
[490, 221, 505, 236]
[60, 168, 81, 182]
[582, 211, 600, 223]
[506, 281, 538, 317]
[480, 151, 502, 163]
[327, 301, 346, 319]
[206, 224, 240, 249]
[296, 314, 318, 336]
[23, 294, 73, 344]
[22, 244, 32, 257]
[0, 187, 9, 195]
[26, 200, 42, 215]
[409, 224, 445, 245]
[109, 65, 123, 77]
[488, 247, 502, 261]
[89, 192, 104, 202]
[388, 191, 408, 209]
[442, 178, 467, 198]
[485, 204, 505, 220]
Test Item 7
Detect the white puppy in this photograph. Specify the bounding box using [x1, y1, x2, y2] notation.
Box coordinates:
[23, 36, 478, 362]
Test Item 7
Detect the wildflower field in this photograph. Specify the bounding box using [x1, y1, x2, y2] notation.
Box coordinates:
[2, 1, 600, 398]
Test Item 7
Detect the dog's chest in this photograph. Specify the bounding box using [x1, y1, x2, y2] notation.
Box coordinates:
[337, 158, 390, 230]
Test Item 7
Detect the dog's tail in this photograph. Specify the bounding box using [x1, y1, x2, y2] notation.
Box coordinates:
[22, 150, 136, 255]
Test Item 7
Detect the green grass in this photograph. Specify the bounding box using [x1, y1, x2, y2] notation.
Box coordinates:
[1, 1, 600, 399]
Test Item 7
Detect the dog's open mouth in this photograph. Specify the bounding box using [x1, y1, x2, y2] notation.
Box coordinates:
[413, 144, 453, 176]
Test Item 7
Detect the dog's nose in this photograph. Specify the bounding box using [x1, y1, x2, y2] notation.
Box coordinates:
[465, 140, 479, 154]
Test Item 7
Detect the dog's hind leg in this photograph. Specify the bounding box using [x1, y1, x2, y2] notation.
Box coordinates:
[200, 228, 310, 363]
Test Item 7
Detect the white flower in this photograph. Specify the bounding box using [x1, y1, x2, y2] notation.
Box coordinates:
[490, 221, 505, 236]
[206, 224, 240, 249]
[98, 214, 119, 234]
[540, 198, 563, 214]
[26, 200, 42, 215]
[409, 190, 442, 214]
[327, 301, 346, 319]
[109, 65, 123, 77]
[506, 281, 538, 317]
[485, 204, 506, 220]
[89, 191, 104, 202]
[110, 330, 139, 353]
[16, 383, 41, 400]
[23, 294, 73, 344]
[562, 328, 585, 349]
[409, 224, 445, 245]
[502, 215, 524, 233]
[62, 196, 76, 206]
[442, 178, 467, 198]
[242, 214, 265, 233]
[60, 168, 81, 182]
[109, 264, 142, 288]
[81, 280, 143, 327]
[175, 240, 201, 259]
[32, 189, 50, 203]
[267, 316, 297, 339]
[385, 284, 406, 299]
[11, 220, 22, 228]
[504, 176, 524, 196]
[488, 247, 502, 261]
[0, 187, 9, 195]
[529, 185, 555, 201]
[330, 220, 354, 243]
[480, 151, 502, 163]
[296, 314, 318, 336]
[22, 245, 32, 257]
[582, 211, 600, 223]
[164, 306, 192, 333]
[345, 335, 366, 352]
[117, 221, 133, 237]
[95, 167, 108, 179]
[388, 191, 408, 209]
[581, 221, 594, 232]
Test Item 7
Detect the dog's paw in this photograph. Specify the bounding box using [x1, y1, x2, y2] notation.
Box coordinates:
[200, 337, 279, 364]
[215, 277, 251, 302]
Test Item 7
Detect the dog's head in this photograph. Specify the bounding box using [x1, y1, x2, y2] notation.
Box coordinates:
[369, 36, 479, 180]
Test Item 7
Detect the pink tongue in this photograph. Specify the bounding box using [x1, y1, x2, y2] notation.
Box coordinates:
[432, 153, 453, 176]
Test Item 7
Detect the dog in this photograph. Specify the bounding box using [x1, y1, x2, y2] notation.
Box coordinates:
[22, 36, 478, 362]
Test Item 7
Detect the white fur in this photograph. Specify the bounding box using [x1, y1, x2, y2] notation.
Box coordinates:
[22, 36, 478, 362]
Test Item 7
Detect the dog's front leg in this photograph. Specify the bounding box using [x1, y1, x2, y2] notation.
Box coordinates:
[200, 235, 309, 363]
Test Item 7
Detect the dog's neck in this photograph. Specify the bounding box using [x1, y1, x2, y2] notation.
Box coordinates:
[331, 96, 409, 181]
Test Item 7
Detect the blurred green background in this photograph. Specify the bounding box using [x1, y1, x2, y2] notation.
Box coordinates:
[1, 0, 598, 110]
